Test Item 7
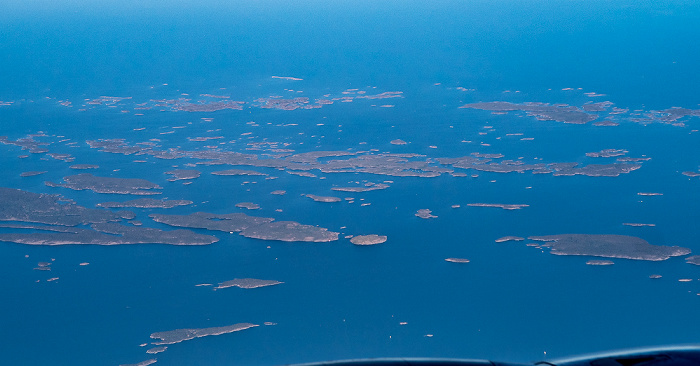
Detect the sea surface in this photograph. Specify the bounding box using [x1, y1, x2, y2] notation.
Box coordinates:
[1, 1, 700, 365]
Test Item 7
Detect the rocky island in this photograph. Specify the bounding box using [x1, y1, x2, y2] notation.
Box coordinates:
[20, 171, 47, 177]
[212, 169, 267, 176]
[304, 194, 342, 203]
[46, 174, 162, 195]
[467, 203, 529, 210]
[0, 222, 218, 245]
[0, 187, 129, 226]
[165, 169, 201, 181]
[686, 256, 700, 265]
[97, 198, 193, 209]
[214, 278, 283, 289]
[495, 236, 525, 243]
[415, 209, 437, 219]
[461, 101, 599, 124]
[525, 234, 690, 261]
[445, 258, 470, 263]
[331, 183, 390, 192]
[586, 260, 615, 265]
[586, 149, 628, 158]
[150, 212, 339, 242]
[235, 202, 260, 210]
[350, 234, 387, 245]
[150, 323, 258, 345]
[69, 164, 99, 170]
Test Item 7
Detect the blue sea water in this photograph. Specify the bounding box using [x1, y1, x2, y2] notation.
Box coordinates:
[1, 1, 700, 365]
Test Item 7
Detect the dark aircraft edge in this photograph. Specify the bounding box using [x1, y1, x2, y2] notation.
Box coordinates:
[287, 345, 700, 366]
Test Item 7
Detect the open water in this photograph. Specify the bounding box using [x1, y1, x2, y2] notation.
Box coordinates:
[1, 1, 700, 365]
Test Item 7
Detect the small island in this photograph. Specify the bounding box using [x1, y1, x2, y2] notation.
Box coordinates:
[331, 183, 389, 192]
[686, 256, 700, 266]
[97, 198, 193, 209]
[586, 260, 614, 266]
[0, 187, 128, 226]
[415, 209, 437, 219]
[212, 169, 267, 176]
[215, 278, 283, 289]
[20, 171, 47, 177]
[467, 203, 529, 210]
[69, 164, 99, 170]
[145, 346, 167, 355]
[445, 258, 470, 263]
[460, 101, 599, 124]
[525, 234, 690, 261]
[150, 212, 339, 242]
[235, 202, 260, 210]
[586, 149, 628, 158]
[165, 169, 201, 181]
[304, 194, 342, 203]
[150, 323, 258, 345]
[350, 234, 387, 245]
[495, 236, 524, 243]
[46, 173, 162, 195]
